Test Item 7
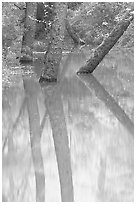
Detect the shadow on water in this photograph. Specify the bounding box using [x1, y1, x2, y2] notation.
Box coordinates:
[2, 50, 134, 201]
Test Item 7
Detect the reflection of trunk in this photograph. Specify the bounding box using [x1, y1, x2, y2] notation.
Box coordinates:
[77, 10, 134, 74]
[77, 74, 134, 136]
[43, 86, 74, 201]
[24, 79, 45, 201]
[20, 3, 45, 201]
[22, 46, 46, 202]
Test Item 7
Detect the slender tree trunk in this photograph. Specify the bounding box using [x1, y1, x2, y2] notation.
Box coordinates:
[39, 3, 74, 201]
[20, 3, 45, 201]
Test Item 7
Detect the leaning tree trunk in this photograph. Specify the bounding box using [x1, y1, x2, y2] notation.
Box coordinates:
[77, 10, 134, 74]
[20, 3, 45, 201]
[76, 10, 134, 137]
[39, 3, 74, 201]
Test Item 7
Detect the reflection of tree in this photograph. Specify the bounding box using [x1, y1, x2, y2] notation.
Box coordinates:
[44, 86, 74, 201]
[77, 74, 134, 136]
[3, 97, 48, 153]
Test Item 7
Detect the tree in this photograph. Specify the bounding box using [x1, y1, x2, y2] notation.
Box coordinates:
[19, 3, 45, 201]
[38, 3, 74, 201]
[76, 9, 134, 136]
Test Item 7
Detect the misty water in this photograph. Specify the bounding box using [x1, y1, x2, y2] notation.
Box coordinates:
[2, 50, 134, 201]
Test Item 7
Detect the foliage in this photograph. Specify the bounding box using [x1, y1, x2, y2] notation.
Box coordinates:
[2, 2, 134, 88]
[35, 3, 56, 40]
[2, 3, 24, 87]
[67, 2, 82, 10]
[67, 2, 134, 48]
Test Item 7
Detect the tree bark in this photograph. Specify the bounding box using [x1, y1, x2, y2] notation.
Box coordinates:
[20, 3, 45, 201]
[77, 73, 134, 137]
[77, 10, 134, 74]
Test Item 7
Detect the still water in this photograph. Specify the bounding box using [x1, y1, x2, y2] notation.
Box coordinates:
[2, 50, 134, 201]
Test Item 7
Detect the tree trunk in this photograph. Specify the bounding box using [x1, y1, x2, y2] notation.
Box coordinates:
[39, 3, 74, 201]
[77, 10, 134, 74]
[20, 3, 45, 201]
[39, 3, 67, 82]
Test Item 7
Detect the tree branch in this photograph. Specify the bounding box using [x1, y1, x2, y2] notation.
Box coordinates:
[14, 3, 26, 10]
[65, 18, 85, 47]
